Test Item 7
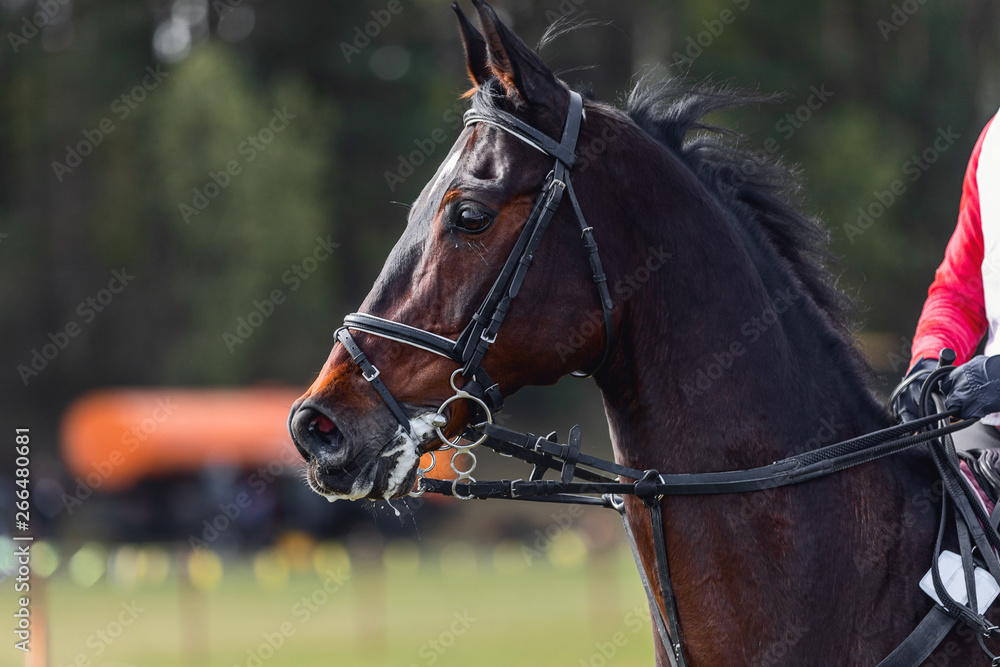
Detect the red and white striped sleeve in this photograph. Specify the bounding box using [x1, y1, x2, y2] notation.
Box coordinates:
[909, 116, 996, 370]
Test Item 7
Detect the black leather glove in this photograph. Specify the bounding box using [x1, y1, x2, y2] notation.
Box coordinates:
[892, 358, 937, 423]
[941, 355, 1000, 420]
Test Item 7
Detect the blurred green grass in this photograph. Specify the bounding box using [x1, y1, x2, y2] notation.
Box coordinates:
[5, 542, 654, 667]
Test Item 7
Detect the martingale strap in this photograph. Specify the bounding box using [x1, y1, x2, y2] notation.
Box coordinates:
[416, 400, 999, 667]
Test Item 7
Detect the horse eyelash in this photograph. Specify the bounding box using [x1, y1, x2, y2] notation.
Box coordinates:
[473, 240, 489, 264]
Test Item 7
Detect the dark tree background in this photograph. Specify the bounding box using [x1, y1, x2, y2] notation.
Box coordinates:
[2, 0, 998, 476]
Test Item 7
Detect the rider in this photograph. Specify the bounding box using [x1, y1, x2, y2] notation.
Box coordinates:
[893, 106, 1000, 496]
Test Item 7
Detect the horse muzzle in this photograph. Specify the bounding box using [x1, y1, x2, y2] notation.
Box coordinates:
[288, 397, 443, 500]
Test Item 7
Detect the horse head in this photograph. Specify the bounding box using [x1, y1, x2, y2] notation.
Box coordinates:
[284, 5, 976, 664]
[288, 1, 619, 501]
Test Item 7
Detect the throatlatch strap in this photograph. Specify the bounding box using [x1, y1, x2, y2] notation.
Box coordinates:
[565, 177, 615, 377]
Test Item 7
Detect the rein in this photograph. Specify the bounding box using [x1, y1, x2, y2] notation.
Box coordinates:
[413, 395, 997, 667]
[332, 89, 1000, 665]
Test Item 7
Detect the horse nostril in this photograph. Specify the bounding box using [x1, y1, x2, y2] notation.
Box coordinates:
[289, 405, 344, 462]
[307, 412, 341, 449]
[313, 413, 336, 435]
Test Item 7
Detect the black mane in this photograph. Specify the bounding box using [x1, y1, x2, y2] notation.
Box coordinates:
[626, 77, 856, 340]
[469, 75, 864, 370]
[472, 76, 855, 341]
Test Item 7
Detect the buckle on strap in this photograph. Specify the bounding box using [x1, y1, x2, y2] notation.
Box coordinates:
[362, 366, 380, 382]
[635, 470, 663, 504]
[560, 425, 583, 484]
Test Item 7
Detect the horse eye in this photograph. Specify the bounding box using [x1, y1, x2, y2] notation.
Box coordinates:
[456, 208, 493, 234]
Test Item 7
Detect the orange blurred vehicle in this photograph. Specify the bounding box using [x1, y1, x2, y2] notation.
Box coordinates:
[60, 387, 457, 495]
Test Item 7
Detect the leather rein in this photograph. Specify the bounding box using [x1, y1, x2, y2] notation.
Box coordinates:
[332, 90, 1000, 666]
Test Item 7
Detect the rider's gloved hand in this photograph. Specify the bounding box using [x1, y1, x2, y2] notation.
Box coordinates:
[941, 355, 1000, 420]
[892, 358, 937, 423]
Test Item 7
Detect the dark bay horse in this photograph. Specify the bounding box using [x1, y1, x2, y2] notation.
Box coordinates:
[288, 2, 993, 663]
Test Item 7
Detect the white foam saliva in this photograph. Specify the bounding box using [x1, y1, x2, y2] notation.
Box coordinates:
[317, 413, 439, 503]
[380, 413, 440, 500]
[321, 474, 374, 503]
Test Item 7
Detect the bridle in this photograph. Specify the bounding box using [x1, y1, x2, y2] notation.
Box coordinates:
[334, 89, 614, 437]
[328, 89, 1000, 667]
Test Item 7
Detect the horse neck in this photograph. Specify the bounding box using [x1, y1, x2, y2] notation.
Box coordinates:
[585, 135, 937, 665]
[592, 146, 891, 475]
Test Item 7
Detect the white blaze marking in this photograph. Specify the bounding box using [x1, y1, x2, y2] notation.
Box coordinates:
[431, 150, 461, 191]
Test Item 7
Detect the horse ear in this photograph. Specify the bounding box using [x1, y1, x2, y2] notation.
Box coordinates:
[471, 0, 560, 106]
[452, 2, 489, 92]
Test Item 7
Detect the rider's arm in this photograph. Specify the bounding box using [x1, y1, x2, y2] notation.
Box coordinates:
[909, 118, 994, 369]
